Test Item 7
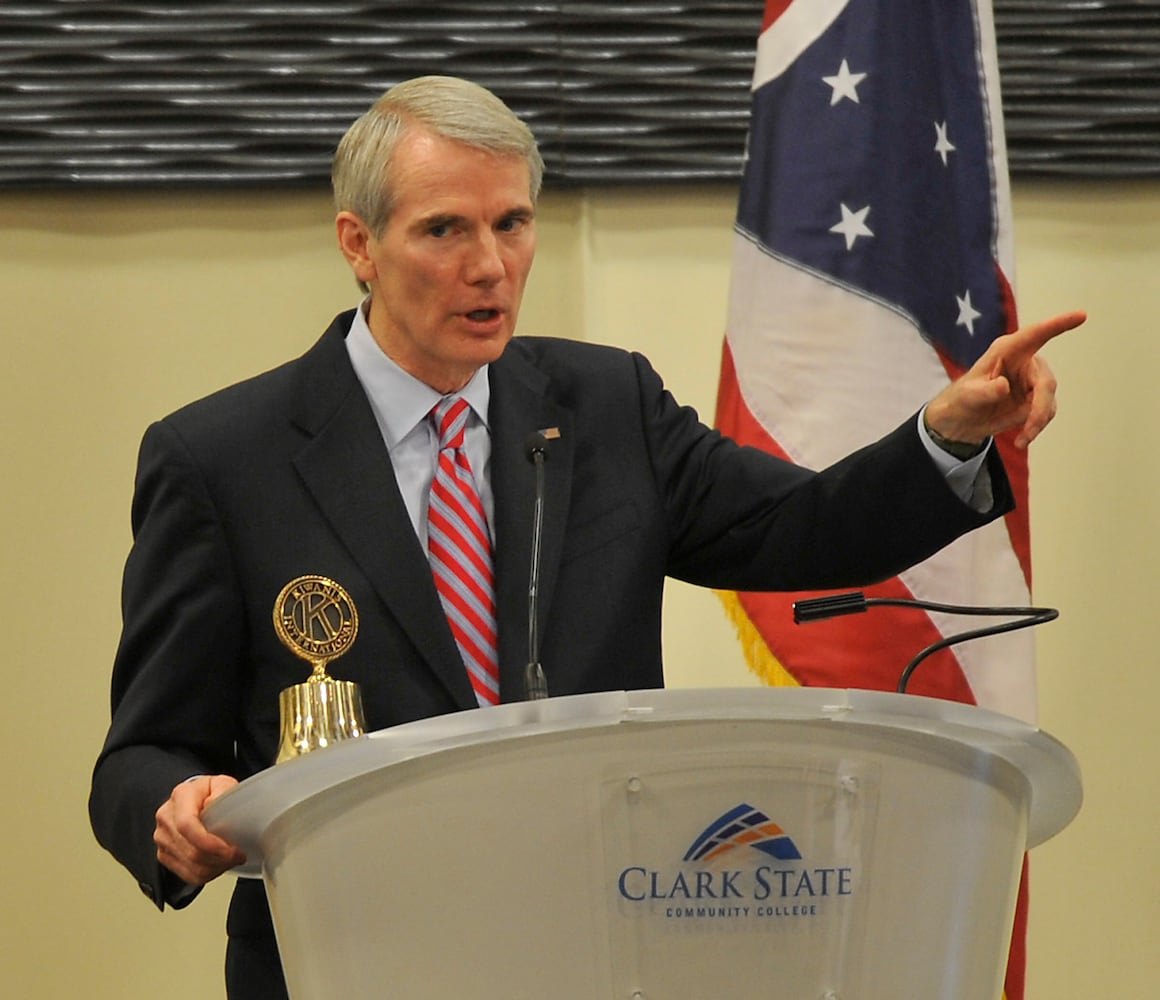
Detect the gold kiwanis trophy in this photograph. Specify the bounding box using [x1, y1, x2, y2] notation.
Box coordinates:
[273, 575, 367, 764]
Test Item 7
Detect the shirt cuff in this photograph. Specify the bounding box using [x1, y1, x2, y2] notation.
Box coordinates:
[916, 408, 994, 510]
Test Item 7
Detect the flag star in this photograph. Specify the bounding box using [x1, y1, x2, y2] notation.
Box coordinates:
[934, 121, 956, 166]
[823, 59, 868, 105]
[830, 203, 874, 251]
[955, 291, 982, 335]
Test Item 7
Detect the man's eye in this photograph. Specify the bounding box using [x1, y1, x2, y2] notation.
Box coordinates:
[429, 223, 451, 238]
[498, 216, 527, 233]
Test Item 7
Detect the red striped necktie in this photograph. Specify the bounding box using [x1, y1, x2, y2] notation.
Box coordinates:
[427, 396, 500, 706]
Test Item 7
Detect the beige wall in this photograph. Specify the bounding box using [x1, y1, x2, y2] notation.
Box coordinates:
[2, 178, 1155, 997]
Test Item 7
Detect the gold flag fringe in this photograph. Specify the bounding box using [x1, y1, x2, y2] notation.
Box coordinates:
[715, 589, 801, 689]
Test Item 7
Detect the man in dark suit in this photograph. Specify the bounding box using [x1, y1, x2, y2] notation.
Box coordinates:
[90, 76, 1084, 999]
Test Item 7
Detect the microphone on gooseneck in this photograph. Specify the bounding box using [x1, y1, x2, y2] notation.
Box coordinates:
[522, 428, 559, 700]
[792, 592, 1059, 694]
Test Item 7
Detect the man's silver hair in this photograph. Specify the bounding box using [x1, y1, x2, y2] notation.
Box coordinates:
[332, 75, 544, 235]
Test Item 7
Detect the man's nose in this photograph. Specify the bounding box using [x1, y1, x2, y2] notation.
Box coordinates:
[465, 231, 505, 284]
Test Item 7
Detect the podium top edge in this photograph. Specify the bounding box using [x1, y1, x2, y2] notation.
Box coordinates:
[205, 687, 1081, 867]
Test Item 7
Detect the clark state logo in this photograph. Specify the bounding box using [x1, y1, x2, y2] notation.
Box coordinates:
[616, 803, 854, 922]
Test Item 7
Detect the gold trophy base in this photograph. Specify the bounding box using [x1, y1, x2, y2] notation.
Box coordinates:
[276, 676, 366, 764]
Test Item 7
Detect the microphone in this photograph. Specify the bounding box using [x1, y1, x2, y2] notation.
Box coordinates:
[792, 591, 1059, 693]
[522, 429, 557, 700]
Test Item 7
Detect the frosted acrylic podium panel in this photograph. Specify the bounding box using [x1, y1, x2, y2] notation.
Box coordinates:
[205, 688, 1082, 1000]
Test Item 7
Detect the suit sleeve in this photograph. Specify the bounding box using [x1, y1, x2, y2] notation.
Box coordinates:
[632, 353, 1014, 591]
[89, 419, 246, 909]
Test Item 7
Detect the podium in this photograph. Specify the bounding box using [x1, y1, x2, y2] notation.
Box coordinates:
[205, 688, 1081, 999]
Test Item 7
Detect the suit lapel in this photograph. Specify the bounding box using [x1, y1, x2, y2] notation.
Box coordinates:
[488, 348, 573, 701]
[289, 319, 476, 709]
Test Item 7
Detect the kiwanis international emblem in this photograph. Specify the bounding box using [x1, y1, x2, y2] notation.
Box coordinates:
[274, 575, 359, 670]
[273, 575, 366, 764]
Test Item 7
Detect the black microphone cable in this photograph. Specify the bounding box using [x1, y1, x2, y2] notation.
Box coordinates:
[792, 592, 1058, 693]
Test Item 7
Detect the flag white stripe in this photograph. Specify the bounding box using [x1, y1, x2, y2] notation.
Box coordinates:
[754, 0, 852, 91]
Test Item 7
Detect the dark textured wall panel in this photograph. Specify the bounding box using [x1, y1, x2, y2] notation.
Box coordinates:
[0, 1, 1156, 188]
[996, 0, 1160, 176]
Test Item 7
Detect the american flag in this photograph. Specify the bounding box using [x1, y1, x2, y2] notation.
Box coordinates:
[715, 2, 1031, 996]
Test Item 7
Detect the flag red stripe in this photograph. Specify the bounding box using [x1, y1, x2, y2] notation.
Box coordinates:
[763, 0, 794, 32]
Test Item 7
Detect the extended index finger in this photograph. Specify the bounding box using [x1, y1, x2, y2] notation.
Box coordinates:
[1009, 309, 1087, 357]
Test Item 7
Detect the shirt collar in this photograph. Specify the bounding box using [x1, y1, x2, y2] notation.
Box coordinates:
[345, 301, 491, 448]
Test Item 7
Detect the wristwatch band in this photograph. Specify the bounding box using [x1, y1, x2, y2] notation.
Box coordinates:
[925, 422, 988, 461]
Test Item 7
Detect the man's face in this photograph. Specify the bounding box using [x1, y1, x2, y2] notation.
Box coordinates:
[340, 128, 537, 393]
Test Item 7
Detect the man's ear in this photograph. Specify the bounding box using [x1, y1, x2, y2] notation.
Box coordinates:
[335, 212, 376, 289]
